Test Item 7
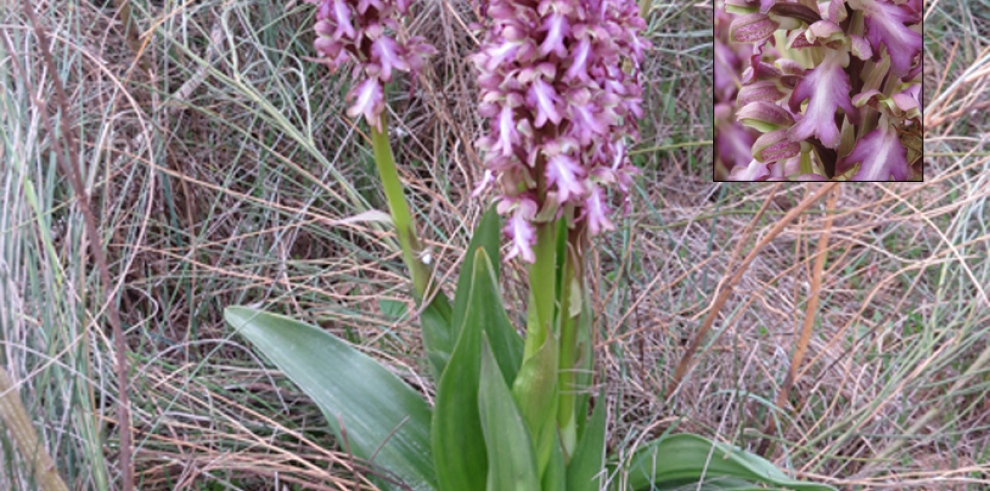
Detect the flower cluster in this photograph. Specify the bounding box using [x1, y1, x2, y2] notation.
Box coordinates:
[715, 0, 922, 181]
[308, 0, 435, 129]
[471, 0, 650, 262]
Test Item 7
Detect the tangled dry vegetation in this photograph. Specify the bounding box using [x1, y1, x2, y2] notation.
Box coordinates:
[1, 0, 988, 490]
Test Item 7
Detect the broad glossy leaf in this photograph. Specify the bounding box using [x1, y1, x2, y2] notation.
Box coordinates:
[620, 434, 837, 491]
[224, 307, 437, 491]
[567, 389, 606, 491]
[479, 336, 541, 491]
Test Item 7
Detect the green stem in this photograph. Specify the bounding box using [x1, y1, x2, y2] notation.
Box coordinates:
[524, 221, 558, 361]
[370, 112, 431, 299]
[556, 226, 587, 459]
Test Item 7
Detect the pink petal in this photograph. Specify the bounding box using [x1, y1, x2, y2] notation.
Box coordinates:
[371, 37, 410, 82]
[505, 213, 536, 263]
[851, 0, 922, 77]
[843, 122, 912, 180]
[538, 13, 570, 58]
[346, 78, 384, 130]
[331, 0, 355, 39]
[494, 104, 517, 157]
[787, 50, 853, 148]
[527, 79, 563, 128]
[585, 187, 615, 236]
[546, 154, 586, 203]
[563, 37, 592, 82]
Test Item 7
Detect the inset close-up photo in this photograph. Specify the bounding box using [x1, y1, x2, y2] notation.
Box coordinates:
[713, 0, 925, 181]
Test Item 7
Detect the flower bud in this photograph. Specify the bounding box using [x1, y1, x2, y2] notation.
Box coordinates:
[736, 80, 786, 107]
[736, 101, 795, 132]
[806, 20, 846, 49]
[752, 128, 801, 163]
[729, 13, 780, 44]
[725, 0, 760, 14]
[849, 34, 873, 60]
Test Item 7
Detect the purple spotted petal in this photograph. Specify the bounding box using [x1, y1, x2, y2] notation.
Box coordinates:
[753, 128, 801, 163]
[787, 50, 853, 148]
[736, 80, 786, 107]
[736, 101, 795, 131]
[729, 13, 780, 44]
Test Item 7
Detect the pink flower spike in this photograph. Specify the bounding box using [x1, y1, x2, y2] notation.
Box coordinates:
[585, 187, 615, 236]
[843, 120, 912, 180]
[527, 79, 563, 128]
[787, 50, 853, 149]
[850, 0, 922, 77]
[546, 154, 586, 203]
[538, 13, 570, 57]
[505, 213, 537, 263]
[346, 78, 384, 130]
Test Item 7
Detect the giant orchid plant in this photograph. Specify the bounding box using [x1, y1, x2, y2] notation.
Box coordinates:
[715, 0, 923, 181]
[224, 0, 840, 489]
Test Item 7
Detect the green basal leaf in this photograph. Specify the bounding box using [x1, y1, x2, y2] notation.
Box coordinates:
[433, 248, 522, 491]
[567, 389, 606, 491]
[421, 290, 453, 383]
[422, 206, 499, 382]
[619, 434, 838, 491]
[432, 280, 486, 491]
[479, 335, 541, 491]
[542, 430, 567, 491]
[224, 307, 437, 491]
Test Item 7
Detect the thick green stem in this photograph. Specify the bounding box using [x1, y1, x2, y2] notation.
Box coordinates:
[524, 221, 558, 360]
[556, 226, 587, 459]
[370, 113, 431, 298]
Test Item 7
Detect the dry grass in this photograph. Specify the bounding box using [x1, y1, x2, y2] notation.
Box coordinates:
[1, 0, 988, 490]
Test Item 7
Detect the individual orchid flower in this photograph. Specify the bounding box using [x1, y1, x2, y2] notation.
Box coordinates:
[837, 116, 913, 180]
[787, 49, 854, 149]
